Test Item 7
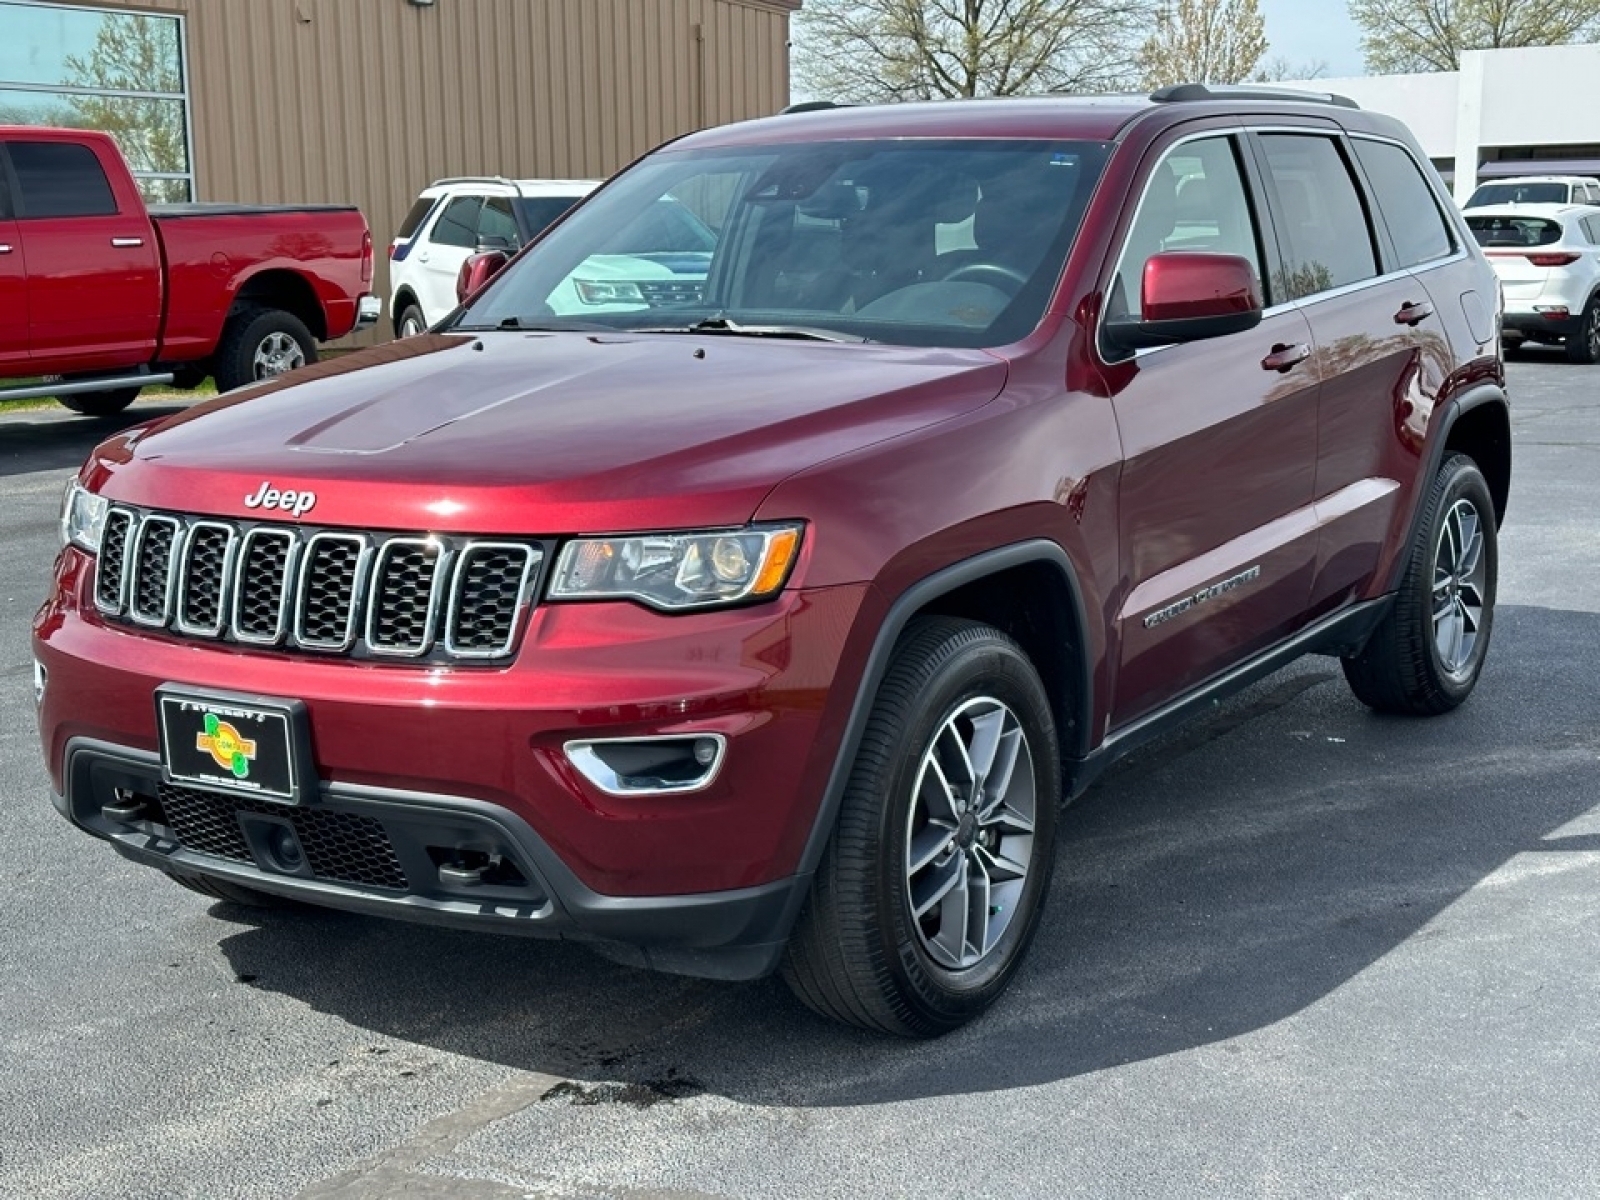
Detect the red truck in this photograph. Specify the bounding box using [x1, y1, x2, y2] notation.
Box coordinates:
[36, 87, 1509, 1036]
[1, 127, 378, 415]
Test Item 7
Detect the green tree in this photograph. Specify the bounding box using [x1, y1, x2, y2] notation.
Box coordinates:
[794, 0, 1156, 103]
[1349, 0, 1600, 73]
[1140, 0, 1270, 88]
[62, 13, 188, 192]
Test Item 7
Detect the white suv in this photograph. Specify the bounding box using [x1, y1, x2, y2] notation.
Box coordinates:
[1465, 175, 1600, 208]
[1465, 203, 1600, 363]
[388, 177, 598, 336]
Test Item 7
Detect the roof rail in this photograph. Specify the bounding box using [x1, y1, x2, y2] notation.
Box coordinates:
[779, 100, 853, 114]
[429, 175, 526, 194]
[1149, 83, 1360, 110]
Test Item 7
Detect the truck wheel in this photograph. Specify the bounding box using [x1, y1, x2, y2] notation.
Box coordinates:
[781, 617, 1060, 1037]
[1565, 298, 1600, 365]
[214, 308, 317, 392]
[58, 387, 140, 416]
[396, 303, 426, 339]
[162, 869, 298, 908]
[1342, 453, 1497, 714]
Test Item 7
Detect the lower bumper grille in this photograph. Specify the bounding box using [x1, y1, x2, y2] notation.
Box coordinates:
[157, 784, 409, 890]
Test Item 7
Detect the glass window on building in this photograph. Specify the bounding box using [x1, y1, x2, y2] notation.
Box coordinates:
[0, 1, 193, 203]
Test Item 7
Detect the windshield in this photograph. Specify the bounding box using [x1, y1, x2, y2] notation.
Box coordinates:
[1468, 182, 1568, 206]
[453, 138, 1109, 348]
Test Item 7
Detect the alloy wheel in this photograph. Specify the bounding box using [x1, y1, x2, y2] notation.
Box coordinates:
[252, 331, 306, 380]
[904, 696, 1037, 971]
[1432, 497, 1487, 678]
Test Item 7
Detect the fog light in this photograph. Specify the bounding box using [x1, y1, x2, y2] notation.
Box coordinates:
[33, 659, 46, 706]
[265, 824, 305, 872]
[564, 734, 727, 796]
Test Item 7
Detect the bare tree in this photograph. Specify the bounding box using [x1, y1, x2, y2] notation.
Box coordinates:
[63, 13, 188, 196]
[1252, 55, 1331, 81]
[793, 0, 1156, 103]
[1139, 0, 1269, 87]
[1349, 0, 1600, 73]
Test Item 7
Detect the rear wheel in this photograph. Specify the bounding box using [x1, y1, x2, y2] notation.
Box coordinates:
[781, 617, 1060, 1037]
[57, 387, 140, 416]
[213, 307, 317, 392]
[1342, 454, 1496, 714]
[1565, 298, 1600, 365]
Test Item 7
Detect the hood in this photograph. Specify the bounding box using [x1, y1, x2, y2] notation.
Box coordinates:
[91, 331, 1007, 534]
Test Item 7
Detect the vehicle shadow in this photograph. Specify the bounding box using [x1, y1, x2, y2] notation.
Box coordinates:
[0, 403, 192, 478]
[212, 603, 1600, 1107]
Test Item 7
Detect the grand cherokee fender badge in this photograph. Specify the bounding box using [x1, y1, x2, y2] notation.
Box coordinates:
[1143, 565, 1262, 629]
[244, 480, 316, 518]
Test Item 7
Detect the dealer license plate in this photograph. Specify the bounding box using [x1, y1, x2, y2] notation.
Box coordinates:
[156, 689, 305, 803]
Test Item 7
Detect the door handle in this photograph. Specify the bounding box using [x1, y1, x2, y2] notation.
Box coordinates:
[1261, 342, 1311, 373]
[0, 243, 11, 254]
[110, 236, 145, 248]
[1394, 300, 1435, 326]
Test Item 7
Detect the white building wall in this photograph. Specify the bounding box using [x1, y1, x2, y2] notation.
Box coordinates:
[1280, 42, 1600, 205]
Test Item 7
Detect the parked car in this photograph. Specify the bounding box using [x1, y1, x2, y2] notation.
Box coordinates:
[1465, 203, 1600, 362]
[1464, 175, 1600, 208]
[388, 177, 597, 337]
[37, 84, 1509, 1037]
[0, 126, 378, 416]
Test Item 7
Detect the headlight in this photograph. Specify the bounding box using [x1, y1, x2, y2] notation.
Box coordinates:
[549, 523, 803, 611]
[60, 479, 108, 553]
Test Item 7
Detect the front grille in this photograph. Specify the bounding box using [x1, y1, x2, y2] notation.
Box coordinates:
[636, 279, 704, 306]
[158, 783, 409, 890]
[95, 506, 543, 662]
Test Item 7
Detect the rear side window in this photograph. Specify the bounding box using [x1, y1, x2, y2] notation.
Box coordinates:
[1352, 138, 1455, 268]
[1585, 216, 1600, 244]
[7, 141, 117, 218]
[429, 195, 482, 248]
[1257, 134, 1377, 300]
[1465, 215, 1562, 247]
[394, 196, 437, 241]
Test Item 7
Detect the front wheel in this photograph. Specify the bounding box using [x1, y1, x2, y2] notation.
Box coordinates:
[782, 617, 1060, 1037]
[395, 304, 427, 339]
[1342, 453, 1497, 713]
[213, 308, 317, 392]
[1566, 298, 1600, 365]
[58, 387, 140, 416]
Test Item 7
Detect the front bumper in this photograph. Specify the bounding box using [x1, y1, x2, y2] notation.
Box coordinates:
[56, 737, 805, 979]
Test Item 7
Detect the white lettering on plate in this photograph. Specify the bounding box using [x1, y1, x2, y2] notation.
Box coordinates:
[243, 480, 317, 518]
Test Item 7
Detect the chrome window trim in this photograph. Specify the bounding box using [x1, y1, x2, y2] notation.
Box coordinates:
[128, 513, 183, 628]
[293, 532, 372, 652]
[173, 521, 238, 637]
[230, 528, 300, 646]
[365, 538, 451, 658]
[93, 507, 137, 617]
[443, 542, 542, 659]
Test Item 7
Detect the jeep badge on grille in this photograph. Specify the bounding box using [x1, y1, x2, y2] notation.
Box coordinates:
[243, 480, 317, 518]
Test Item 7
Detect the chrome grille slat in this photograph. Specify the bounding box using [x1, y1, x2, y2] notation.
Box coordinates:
[93, 507, 538, 662]
[129, 515, 181, 627]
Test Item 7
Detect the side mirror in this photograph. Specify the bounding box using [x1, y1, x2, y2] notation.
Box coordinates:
[475, 234, 515, 252]
[1104, 251, 1263, 351]
[456, 250, 509, 304]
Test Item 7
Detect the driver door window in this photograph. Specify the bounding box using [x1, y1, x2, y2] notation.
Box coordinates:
[1110, 136, 1263, 321]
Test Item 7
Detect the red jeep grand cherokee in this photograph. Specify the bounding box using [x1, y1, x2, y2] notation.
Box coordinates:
[36, 85, 1509, 1036]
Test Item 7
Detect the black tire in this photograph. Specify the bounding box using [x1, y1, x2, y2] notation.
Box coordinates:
[781, 617, 1060, 1037]
[58, 387, 140, 416]
[1342, 453, 1497, 714]
[163, 869, 298, 908]
[213, 307, 317, 392]
[1565, 298, 1600, 365]
[395, 303, 427, 339]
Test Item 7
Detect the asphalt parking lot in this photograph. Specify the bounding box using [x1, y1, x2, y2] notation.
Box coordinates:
[2, 355, 1598, 1199]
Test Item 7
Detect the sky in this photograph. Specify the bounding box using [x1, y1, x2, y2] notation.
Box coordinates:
[1258, 0, 1368, 79]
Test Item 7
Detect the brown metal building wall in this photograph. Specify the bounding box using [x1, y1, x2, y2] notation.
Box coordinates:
[96, 0, 797, 340]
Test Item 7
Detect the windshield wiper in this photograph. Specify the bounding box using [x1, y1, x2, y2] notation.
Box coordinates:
[636, 316, 867, 343]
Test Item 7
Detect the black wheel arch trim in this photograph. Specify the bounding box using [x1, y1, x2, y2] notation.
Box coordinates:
[795, 539, 1094, 880]
[1384, 380, 1510, 593]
